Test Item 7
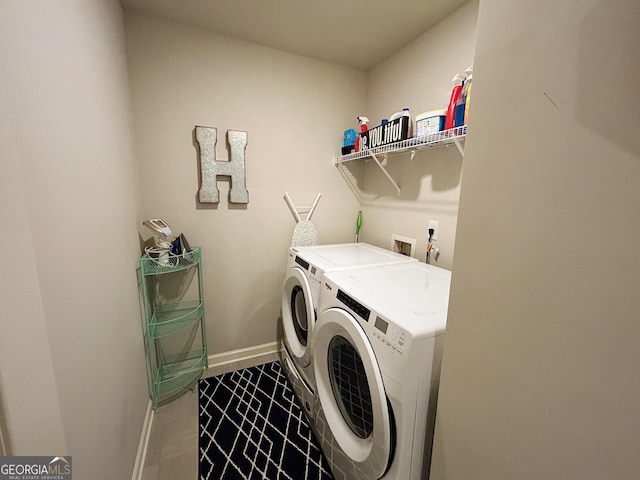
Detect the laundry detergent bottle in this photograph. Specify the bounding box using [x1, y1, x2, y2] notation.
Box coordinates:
[402, 107, 413, 137]
[389, 108, 412, 138]
[445, 73, 465, 130]
[453, 75, 468, 127]
[354, 116, 369, 152]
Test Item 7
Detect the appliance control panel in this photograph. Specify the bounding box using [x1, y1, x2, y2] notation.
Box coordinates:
[337, 289, 371, 322]
[372, 316, 407, 356]
[294, 256, 310, 271]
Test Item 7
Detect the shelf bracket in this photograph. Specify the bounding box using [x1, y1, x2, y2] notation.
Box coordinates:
[369, 151, 401, 195]
[453, 137, 465, 157]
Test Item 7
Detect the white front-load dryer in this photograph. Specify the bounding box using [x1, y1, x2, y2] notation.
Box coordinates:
[281, 243, 416, 420]
[311, 262, 451, 480]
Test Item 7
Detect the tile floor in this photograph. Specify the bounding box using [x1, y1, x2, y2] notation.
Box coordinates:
[141, 352, 280, 480]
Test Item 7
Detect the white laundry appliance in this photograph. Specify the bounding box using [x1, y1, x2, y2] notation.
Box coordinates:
[311, 262, 451, 480]
[280, 243, 416, 419]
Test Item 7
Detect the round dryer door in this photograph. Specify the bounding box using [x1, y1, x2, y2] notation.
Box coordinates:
[313, 307, 393, 480]
[281, 267, 315, 367]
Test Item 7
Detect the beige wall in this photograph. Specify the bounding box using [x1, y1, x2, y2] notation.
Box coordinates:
[431, 0, 640, 478]
[124, 12, 364, 355]
[354, 0, 479, 268]
[0, 74, 67, 456]
[0, 0, 148, 478]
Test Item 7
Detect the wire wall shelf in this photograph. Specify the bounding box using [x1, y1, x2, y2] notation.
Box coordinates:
[334, 125, 466, 165]
[333, 126, 467, 197]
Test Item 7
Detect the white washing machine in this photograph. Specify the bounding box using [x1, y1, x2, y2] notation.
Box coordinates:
[311, 262, 451, 480]
[280, 243, 416, 420]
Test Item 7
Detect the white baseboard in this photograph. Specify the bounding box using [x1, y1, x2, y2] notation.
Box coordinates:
[131, 400, 153, 480]
[131, 341, 281, 479]
[206, 341, 281, 376]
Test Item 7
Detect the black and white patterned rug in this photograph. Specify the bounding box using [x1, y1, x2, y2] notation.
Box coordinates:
[199, 361, 333, 480]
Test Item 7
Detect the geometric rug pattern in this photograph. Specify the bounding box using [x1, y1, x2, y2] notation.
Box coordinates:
[199, 361, 334, 479]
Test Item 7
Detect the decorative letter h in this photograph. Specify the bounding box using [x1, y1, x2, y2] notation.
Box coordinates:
[196, 126, 249, 204]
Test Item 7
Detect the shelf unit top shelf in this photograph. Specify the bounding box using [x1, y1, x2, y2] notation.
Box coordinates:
[140, 246, 201, 276]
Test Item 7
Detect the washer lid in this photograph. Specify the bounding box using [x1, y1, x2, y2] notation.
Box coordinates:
[292, 243, 416, 272]
[325, 262, 451, 336]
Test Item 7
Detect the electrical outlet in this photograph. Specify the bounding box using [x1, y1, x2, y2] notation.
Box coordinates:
[428, 221, 439, 241]
[391, 234, 416, 257]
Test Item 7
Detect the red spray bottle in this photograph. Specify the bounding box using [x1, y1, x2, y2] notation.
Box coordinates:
[354, 116, 369, 152]
[445, 74, 465, 130]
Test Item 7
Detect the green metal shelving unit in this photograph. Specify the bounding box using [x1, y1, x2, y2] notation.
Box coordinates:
[139, 246, 208, 410]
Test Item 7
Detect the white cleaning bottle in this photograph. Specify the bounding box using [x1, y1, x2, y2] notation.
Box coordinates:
[389, 107, 412, 138]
